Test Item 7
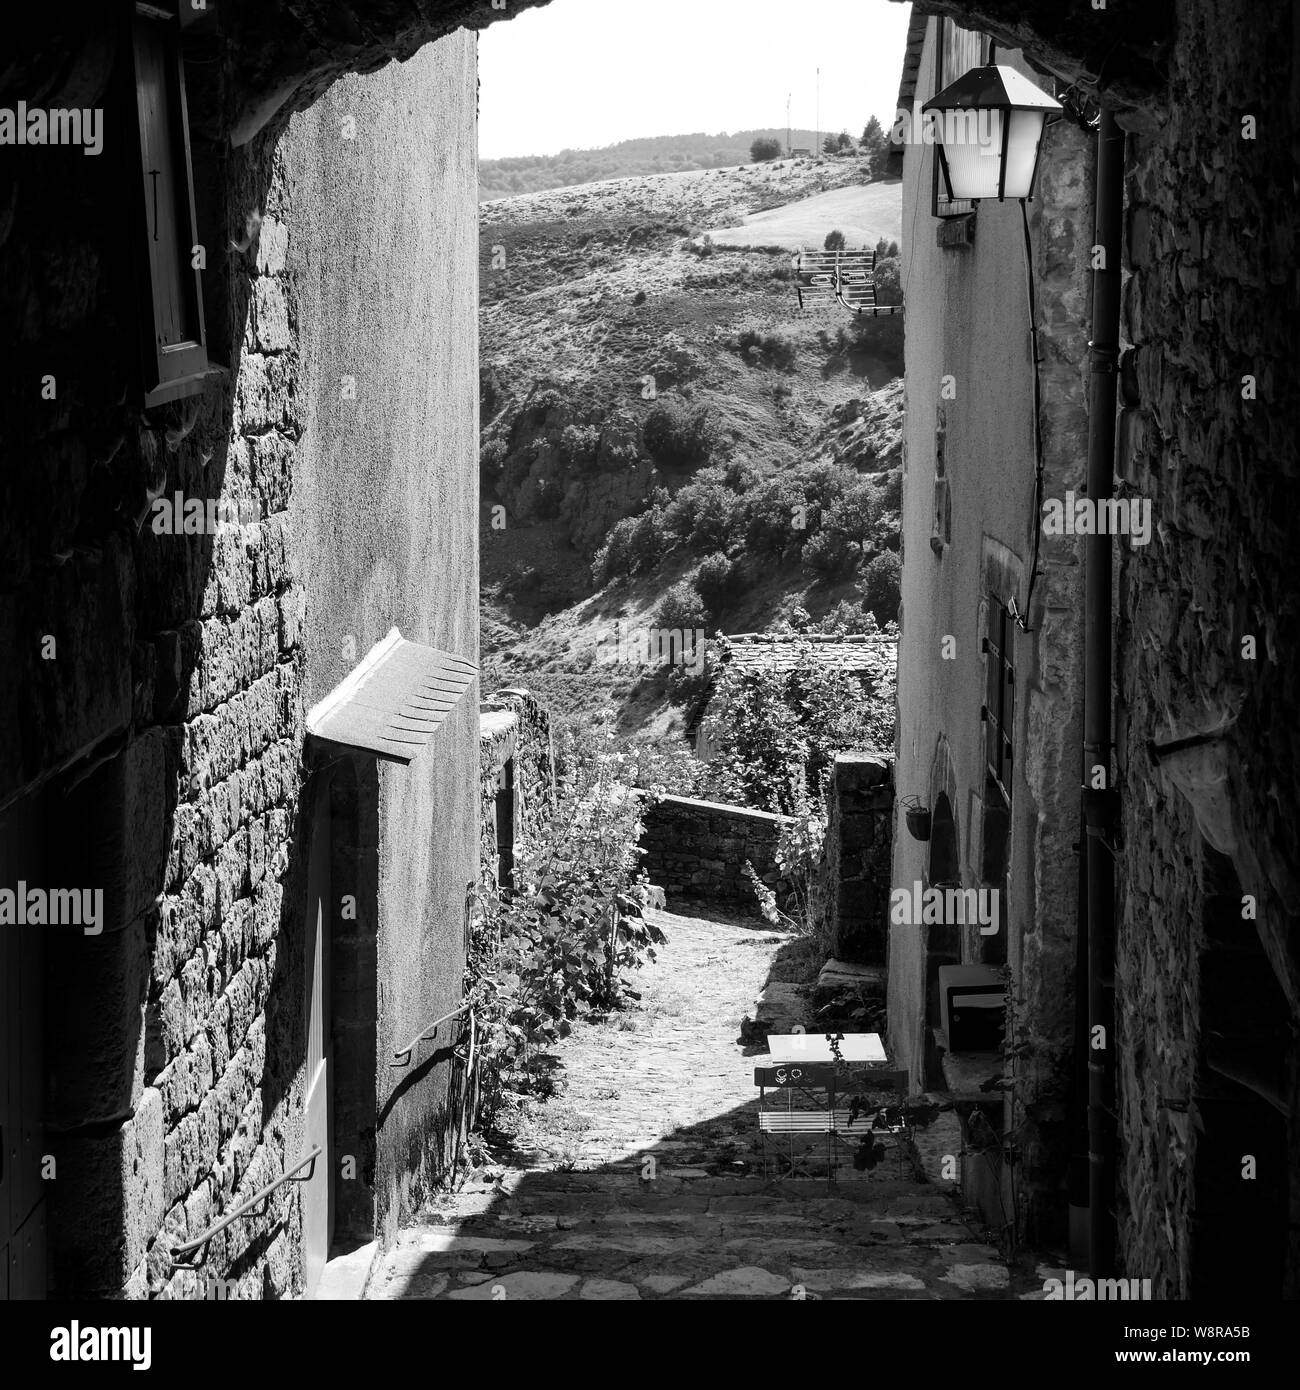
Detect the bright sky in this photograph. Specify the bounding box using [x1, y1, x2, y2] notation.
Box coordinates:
[478, 0, 913, 160]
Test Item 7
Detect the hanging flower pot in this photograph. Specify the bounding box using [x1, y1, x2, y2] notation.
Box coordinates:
[900, 797, 932, 842]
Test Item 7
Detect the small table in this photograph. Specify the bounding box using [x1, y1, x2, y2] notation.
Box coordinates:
[756, 1033, 900, 1182]
[765, 1032, 887, 1065]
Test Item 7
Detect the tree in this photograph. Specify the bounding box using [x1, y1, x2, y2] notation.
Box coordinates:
[654, 579, 708, 634]
[824, 229, 846, 252]
[857, 550, 901, 625]
[860, 115, 886, 154]
[821, 134, 840, 155]
[750, 136, 781, 162]
[874, 255, 902, 307]
[836, 131, 854, 151]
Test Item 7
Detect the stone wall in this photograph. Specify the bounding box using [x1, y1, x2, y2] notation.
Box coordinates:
[1113, 0, 1300, 1298]
[822, 754, 894, 963]
[640, 796, 791, 909]
[479, 689, 556, 889]
[0, 20, 479, 1297]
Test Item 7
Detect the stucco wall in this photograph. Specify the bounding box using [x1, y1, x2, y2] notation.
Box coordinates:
[891, 22, 1092, 1244]
[285, 31, 480, 1251]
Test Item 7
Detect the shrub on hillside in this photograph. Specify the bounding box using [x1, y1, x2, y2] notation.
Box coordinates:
[875, 468, 902, 513]
[750, 137, 781, 162]
[559, 423, 600, 467]
[643, 398, 713, 467]
[655, 579, 709, 634]
[693, 552, 736, 612]
[824, 229, 846, 251]
[858, 550, 901, 624]
[662, 475, 739, 554]
[735, 328, 797, 372]
[480, 437, 507, 478]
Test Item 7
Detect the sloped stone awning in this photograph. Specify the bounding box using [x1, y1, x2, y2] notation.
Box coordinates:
[306, 627, 477, 764]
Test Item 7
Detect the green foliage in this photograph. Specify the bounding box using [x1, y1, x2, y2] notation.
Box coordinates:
[621, 735, 747, 804]
[857, 550, 901, 624]
[801, 478, 883, 575]
[693, 551, 736, 611]
[480, 437, 507, 478]
[643, 398, 714, 467]
[861, 116, 886, 156]
[654, 578, 708, 633]
[750, 136, 781, 162]
[702, 630, 896, 814]
[465, 723, 667, 1134]
[589, 457, 898, 592]
[824, 228, 847, 251]
[735, 328, 797, 372]
[821, 134, 840, 155]
[874, 255, 902, 307]
[662, 473, 737, 553]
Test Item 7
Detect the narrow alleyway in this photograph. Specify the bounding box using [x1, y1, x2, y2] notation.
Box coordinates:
[368, 910, 1039, 1300]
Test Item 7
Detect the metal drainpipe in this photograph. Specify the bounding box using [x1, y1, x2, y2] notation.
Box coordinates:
[1084, 106, 1125, 1278]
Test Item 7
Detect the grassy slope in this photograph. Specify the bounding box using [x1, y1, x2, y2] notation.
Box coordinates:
[480, 131, 848, 199]
[479, 160, 905, 737]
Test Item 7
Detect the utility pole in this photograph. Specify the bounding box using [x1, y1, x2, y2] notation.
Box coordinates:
[815, 68, 820, 157]
[786, 92, 791, 157]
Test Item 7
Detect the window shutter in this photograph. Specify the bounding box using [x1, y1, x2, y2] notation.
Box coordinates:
[130, 3, 214, 407]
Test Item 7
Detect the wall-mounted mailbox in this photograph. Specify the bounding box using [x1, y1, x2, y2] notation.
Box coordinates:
[129, 2, 220, 408]
[939, 964, 1006, 1051]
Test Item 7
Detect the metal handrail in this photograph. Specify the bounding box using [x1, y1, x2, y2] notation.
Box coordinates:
[390, 1000, 473, 1067]
[170, 1146, 322, 1269]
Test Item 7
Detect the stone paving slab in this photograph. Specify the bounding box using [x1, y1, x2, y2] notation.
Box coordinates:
[368, 910, 1037, 1302]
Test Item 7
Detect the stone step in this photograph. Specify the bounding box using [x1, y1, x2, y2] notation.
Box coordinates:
[375, 1239, 1018, 1300]
[813, 959, 888, 1005]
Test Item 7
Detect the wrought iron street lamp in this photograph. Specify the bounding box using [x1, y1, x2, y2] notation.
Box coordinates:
[923, 65, 1061, 202]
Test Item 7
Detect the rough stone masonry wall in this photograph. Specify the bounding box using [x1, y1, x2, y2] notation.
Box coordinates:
[0, 70, 308, 1293]
[479, 689, 556, 887]
[822, 753, 894, 964]
[640, 796, 791, 909]
[1114, 0, 1300, 1298]
[2, 12, 479, 1297]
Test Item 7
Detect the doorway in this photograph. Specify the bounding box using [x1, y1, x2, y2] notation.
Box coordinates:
[302, 777, 335, 1297]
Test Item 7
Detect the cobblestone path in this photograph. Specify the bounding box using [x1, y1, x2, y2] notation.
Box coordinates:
[368, 909, 1039, 1301]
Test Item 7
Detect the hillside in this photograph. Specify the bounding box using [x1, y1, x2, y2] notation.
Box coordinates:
[478, 159, 906, 739]
[479, 129, 853, 199]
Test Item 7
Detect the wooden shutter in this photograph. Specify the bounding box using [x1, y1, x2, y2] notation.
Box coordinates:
[130, 3, 212, 407]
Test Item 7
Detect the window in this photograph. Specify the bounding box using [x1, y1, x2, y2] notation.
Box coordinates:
[128, 2, 217, 407]
[931, 18, 993, 219]
[982, 597, 1015, 801]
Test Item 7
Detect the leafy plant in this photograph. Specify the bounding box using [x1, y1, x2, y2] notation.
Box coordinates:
[463, 720, 667, 1141]
[701, 632, 895, 813]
